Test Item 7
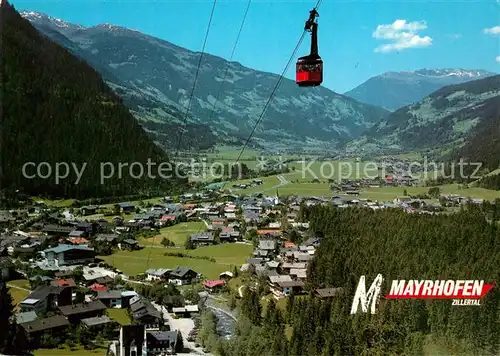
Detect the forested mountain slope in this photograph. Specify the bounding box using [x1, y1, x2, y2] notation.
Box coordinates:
[218, 206, 500, 356]
[345, 74, 500, 156]
[1, 1, 186, 198]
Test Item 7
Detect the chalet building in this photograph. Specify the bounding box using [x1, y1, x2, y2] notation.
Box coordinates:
[54, 270, 73, 279]
[50, 278, 76, 292]
[253, 249, 270, 259]
[218, 231, 233, 242]
[69, 230, 87, 239]
[95, 234, 119, 243]
[256, 230, 282, 238]
[269, 275, 305, 298]
[81, 315, 114, 330]
[171, 305, 199, 317]
[255, 239, 276, 259]
[76, 222, 95, 235]
[20, 284, 72, 313]
[168, 266, 199, 285]
[42, 224, 73, 236]
[219, 271, 233, 281]
[121, 291, 139, 308]
[145, 268, 170, 282]
[97, 290, 123, 308]
[246, 258, 265, 266]
[89, 283, 109, 292]
[58, 300, 106, 324]
[289, 268, 307, 280]
[13, 245, 38, 257]
[130, 297, 162, 330]
[95, 275, 114, 285]
[119, 239, 141, 251]
[209, 216, 226, 228]
[280, 262, 307, 275]
[20, 315, 70, 345]
[314, 288, 343, 299]
[218, 226, 242, 241]
[115, 202, 136, 213]
[190, 232, 215, 246]
[202, 279, 226, 293]
[80, 205, 99, 216]
[147, 330, 181, 355]
[43, 244, 95, 266]
[15, 311, 37, 324]
[83, 268, 113, 284]
[159, 214, 178, 226]
[70, 237, 89, 245]
[266, 261, 280, 271]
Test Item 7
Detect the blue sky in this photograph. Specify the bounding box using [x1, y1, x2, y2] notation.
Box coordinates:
[13, 0, 500, 93]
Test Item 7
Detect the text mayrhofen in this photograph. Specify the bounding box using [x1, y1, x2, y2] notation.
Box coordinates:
[350, 274, 495, 314]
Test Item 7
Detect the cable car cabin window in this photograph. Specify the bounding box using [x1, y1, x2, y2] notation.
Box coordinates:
[296, 62, 322, 86]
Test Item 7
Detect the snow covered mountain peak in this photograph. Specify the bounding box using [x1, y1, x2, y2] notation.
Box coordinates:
[20, 10, 85, 30]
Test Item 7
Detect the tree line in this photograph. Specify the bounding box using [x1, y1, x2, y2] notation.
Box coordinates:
[208, 204, 500, 355]
[2, 2, 187, 199]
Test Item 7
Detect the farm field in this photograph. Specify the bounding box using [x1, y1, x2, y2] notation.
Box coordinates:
[356, 185, 500, 201]
[31, 198, 75, 207]
[228, 172, 500, 201]
[226, 158, 443, 189]
[7, 279, 31, 310]
[100, 243, 253, 280]
[31, 196, 166, 210]
[33, 346, 107, 356]
[139, 221, 206, 246]
[106, 308, 131, 325]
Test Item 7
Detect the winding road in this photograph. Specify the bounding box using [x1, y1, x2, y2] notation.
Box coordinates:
[250, 174, 291, 196]
[152, 302, 207, 356]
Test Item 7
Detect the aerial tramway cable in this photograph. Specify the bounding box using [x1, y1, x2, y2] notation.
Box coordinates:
[147, 0, 217, 271]
[165, 0, 323, 261]
[219, 0, 323, 193]
[185, 0, 254, 244]
[174, 0, 218, 157]
[206, 0, 252, 124]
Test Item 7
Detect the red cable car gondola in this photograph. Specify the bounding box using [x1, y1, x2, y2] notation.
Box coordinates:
[296, 8, 323, 87]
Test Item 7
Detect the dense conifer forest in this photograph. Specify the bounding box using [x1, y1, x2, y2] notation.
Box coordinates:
[455, 94, 500, 174]
[480, 174, 500, 190]
[1, 2, 186, 199]
[209, 206, 500, 356]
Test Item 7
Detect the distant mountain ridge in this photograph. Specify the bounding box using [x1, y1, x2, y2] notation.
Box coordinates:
[21, 10, 390, 151]
[345, 69, 497, 111]
[344, 74, 500, 157]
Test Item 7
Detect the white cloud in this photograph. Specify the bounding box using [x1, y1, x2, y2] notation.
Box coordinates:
[496, 56, 500, 63]
[484, 26, 500, 35]
[372, 19, 432, 53]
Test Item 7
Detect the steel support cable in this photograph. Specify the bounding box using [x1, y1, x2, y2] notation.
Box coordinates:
[207, 0, 252, 125]
[175, 0, 218, 157]
[147, 1, 217, 271]
[183, 1, 253, 245]
[189, 0, 323, 245]
[218, 0, 324, 194]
